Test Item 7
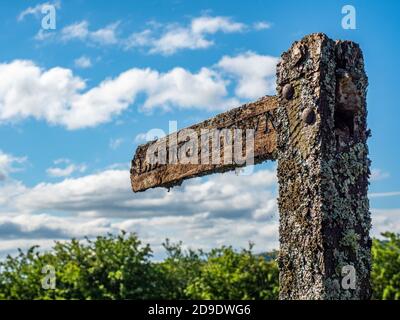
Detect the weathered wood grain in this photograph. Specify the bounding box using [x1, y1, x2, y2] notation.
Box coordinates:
[276, 33, 371, 299]
[131, 95, 278, 192]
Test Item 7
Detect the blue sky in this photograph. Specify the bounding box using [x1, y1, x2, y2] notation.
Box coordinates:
[0, 0, 399, 258]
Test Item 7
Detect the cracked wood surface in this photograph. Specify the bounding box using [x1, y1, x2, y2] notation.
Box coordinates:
[131, 95, 278, 192]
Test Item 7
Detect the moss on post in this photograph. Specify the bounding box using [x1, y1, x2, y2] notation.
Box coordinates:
[276, 33, 371, 300]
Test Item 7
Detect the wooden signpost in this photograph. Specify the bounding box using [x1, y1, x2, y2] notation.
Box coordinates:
[130, 33, 371, 300]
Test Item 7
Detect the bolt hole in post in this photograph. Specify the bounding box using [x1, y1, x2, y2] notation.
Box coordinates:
[334, 70, 360, 149]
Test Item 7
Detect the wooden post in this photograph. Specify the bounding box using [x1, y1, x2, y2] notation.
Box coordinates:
[275, 33, 371, 299]
[131, 33, 371, 300]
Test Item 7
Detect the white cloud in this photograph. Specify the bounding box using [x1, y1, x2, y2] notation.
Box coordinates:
[0, 59, 240, 129]
[18, 1, 61, 21]
[34, 29, 56, 41]
[1, 165, 400, 258]
[125, 29, 153, 49]
[0, 211, 279, 259]
[0, 181, 26, 208]
[191, 16, 245, 34]
[218, 51, 279, 99]
[0, 52, 279, 129]
[150, 27, 211, 55]
[0, 239, 55, 258]
[8, 169, 131, 215]
[0, 60, 85, 127]
[0, 150, 26, 181]
[109, 138, 124, 150]
[34, 15, 269, 55]
[46, 162, 87, 178]
[0, 167, 279, 257]
[125, 15, 247, 55]
[3, 167, 277, 222]
[370, 168, 390, 182]
[134, 133, 147, 144]
[74, 55, 92, 69]
[106, 163, 130, 171]
[371, 208, 400, 238]
[0, 214, 112, 240]
[370, 191, 400, 198]
[16, 169, 256, 216]
[54, 158, 71, 165]
[253, 21, 271, 30]
[61, 21, 89, 41]
[60, 20, 119, 45]
[90, 22, 120, 45]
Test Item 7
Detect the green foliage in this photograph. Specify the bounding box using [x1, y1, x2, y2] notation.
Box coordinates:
[185, 244, 279, 300]
[159, 241, 279, 300]
[0, 233, 279, 300]
[1, 231, 399, 300]
[156, 239, 204, 299]
[371, 232, 400, 300]
[0, 232, 162, 299]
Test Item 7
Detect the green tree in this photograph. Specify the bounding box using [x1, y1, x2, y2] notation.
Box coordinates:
[0, 232, 163, 299]
[371, 232, 400, 300]
[10, 231, 400, 300]
[0, 246, 54, 300]
[185, 244, 279, 300]
[0, 234, 280, 300]
[156, 239, 204, 299]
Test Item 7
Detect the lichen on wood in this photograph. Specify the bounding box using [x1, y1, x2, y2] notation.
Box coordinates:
[131, 96, 278, 192]
[276, 33, 371, 300]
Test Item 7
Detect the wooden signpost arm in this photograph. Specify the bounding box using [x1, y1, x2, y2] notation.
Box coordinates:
[131, 96, 278, 192]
